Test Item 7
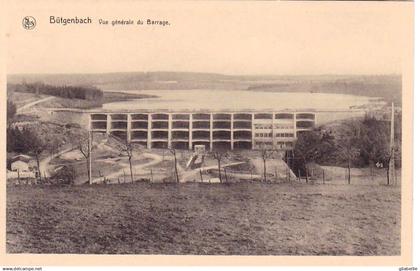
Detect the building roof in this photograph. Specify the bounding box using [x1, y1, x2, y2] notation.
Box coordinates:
[11, 154, 33, 163]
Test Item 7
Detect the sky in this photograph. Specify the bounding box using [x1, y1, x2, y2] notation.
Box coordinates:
[5, 1, 413, 75]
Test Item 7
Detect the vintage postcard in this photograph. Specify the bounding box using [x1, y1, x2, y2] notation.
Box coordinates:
[0, 0, 414, 267]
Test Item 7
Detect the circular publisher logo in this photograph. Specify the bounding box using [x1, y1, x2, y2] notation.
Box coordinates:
[22, 16, 36, 30]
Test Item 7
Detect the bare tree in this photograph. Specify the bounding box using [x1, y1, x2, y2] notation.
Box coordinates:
[260, 148, 275, 182]
[293, 130, 324, 183]
[31, 145, 43, 183]
[77, 132, 92, 184]
[109, 134, 138, 183]
[23, 127, 60, 183]
[169, 148, 179, 183]
[121, 142, 134, 183]
[341, 147, 360, 184]
[213, 150, 227, 183]
[336, 121, 361, 184]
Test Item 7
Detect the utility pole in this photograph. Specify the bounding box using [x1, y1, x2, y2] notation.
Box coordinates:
[169, 148, 179, 183]
[388, 102, 396, 185]
[89, 130, 92, 185]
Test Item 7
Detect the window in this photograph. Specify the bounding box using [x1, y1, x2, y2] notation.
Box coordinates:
[275, 133, 294, 138]
[274, 124, 294, 129]
[254, 124, 273, 130]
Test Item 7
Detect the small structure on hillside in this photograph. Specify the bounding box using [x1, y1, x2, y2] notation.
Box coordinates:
[194, 145, 206, 155]
[7, 154, 37, 179]
[11, 154, 34, 172]
[185, 145, 206, 169]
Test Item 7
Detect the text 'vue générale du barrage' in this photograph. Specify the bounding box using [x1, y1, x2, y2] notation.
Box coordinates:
[49, 16, 171, 26]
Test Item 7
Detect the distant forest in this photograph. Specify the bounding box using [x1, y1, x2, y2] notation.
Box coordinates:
[7, 82, 103, 100]
[247, 76, 401, 105]
[7, 72, 401, 105]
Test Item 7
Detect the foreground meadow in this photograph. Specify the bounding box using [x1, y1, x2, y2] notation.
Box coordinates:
[6, 182, 400, 255]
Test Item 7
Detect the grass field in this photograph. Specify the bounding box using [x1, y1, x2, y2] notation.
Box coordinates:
[6, 182, 400, 255]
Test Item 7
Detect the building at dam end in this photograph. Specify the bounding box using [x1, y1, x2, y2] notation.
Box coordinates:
[89, 111, 316, 151]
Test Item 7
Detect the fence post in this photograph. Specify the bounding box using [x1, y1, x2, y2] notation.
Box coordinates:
[347, 165, 351, 185]
[199, 169, 203, 182]
[298, 169, 301, 182]
[322, 170, 325, 184]
[285, 168, 287, 182]
[250, 170, 253, 181]
[224, 168, 228, 183]
[150, 169, 154, 183]
[123, 170, 126, 183]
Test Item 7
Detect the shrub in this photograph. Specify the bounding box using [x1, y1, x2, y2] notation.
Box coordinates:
[52, 165, 76, 185]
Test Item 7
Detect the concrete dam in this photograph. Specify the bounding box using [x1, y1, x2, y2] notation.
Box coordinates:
[88, 111, 316, 150]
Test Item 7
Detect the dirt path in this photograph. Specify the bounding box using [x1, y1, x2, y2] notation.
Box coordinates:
[92, 152, 163, 183]
[39, 147, 74, 177]
[179, 162, 246, 182]
[16, 96, 54, 113]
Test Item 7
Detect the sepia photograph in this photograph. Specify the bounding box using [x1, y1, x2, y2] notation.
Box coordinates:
[0, 0, 414, 266]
